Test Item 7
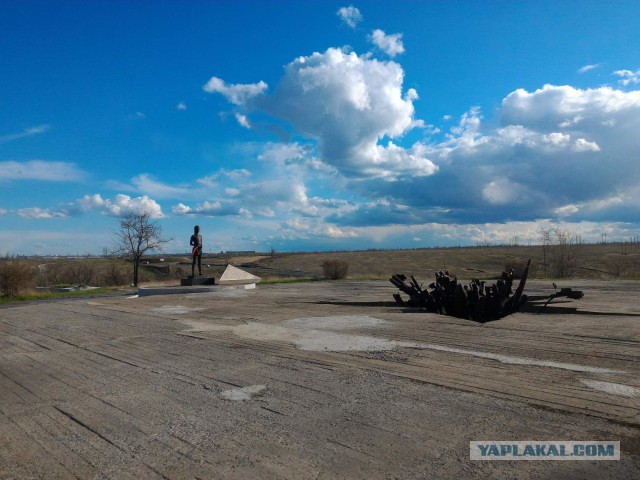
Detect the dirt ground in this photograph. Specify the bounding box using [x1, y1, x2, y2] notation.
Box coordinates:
[1, 279, 639, 479]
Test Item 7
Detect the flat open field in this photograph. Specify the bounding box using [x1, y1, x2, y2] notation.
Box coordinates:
[253, 243, 640, 279]
[1, 279, 639, 478]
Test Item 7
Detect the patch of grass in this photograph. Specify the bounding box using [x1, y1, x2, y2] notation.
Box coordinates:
[0, 287, 123, 305]
[346, 275, 389, 281]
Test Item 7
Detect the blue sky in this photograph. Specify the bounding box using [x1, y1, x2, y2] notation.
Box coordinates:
[2, 1, 640, 255]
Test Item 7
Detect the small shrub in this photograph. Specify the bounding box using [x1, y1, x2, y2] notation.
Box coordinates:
[101, 263, 129, 286]
[0, 260, 36, 296]
[39, 261, 95, 287]
[322, 259, 349, 280]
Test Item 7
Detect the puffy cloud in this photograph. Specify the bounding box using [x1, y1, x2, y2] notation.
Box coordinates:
[203, 76, 268, 105]
[172, 203, 191, 215]
[235, 113, 251, 129]
[259, 48, 436, 180]
[104, 194, 164, 218]
[614, 68, 640, 86]
[500, 84, 640, 127]
[0, 160, 86, 182]
[11, 191, 158, 222]
[176, 101, 187, 110]
[78, 193, 164, 218]
[204, 49, 640, 235]
[573, 138, 600, 152]
[337, 5, 362, 29]
[370, 29, 405, 57]
[0, 124, 50, 144]
[350, 84, 640, 226]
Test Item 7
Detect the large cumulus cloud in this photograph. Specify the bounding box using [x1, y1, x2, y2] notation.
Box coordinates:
[204, 46, 640, 238]
[205, 48, 437, 181]
[337, 84, 640, 226]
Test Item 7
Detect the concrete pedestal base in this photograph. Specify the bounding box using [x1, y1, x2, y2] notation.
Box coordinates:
[180, 277, 216, 286]
[138, 283, 255, 297]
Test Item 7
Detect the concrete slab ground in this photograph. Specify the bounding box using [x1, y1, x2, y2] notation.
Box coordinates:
[1, 279, 639, 479]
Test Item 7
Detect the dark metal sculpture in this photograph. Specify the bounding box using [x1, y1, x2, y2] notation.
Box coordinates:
[528, 285, 584, 310]
[390, 260, 532, 323]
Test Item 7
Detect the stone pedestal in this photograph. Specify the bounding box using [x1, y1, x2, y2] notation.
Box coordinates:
[180, 277, 216, 286]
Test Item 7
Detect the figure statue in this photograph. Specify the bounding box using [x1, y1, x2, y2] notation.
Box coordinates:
[190, 225, 202, 277]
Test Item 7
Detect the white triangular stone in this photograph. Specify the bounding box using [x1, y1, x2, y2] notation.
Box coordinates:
[219, 265, 261, 285]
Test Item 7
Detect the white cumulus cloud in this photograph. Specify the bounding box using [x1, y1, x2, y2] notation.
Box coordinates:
[614, 68, 640, 86]
[79, 193, 164, 218]
[357, 84, 640, 225]
[172, 203, 191, 215]
[573, 138, 600, 152]
[203, 76, 268, 105]
[370, 29, 405, 57]
[235, 113, 252, 129]
[337, 5, 362, 29]
[260, 48, 436, 180]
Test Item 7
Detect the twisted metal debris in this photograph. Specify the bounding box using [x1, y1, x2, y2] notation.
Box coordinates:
[390, 260, 531, 323]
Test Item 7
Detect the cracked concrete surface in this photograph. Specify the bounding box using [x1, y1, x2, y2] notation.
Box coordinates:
[1, 280, 639, 478]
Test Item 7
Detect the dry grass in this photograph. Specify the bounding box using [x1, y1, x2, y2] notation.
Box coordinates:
[0, 260, 37, 296]
[251, 244, 640, 281]
[2, 242, 638, 299]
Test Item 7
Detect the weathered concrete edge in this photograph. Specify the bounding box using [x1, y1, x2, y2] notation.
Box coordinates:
[138, 283, 256, 297]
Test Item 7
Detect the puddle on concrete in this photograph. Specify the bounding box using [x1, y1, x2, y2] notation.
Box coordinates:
[580, 379, 640, 397]
[151, 305, 204, 315]
[221, 384, 267, 401]
[179, 315, 622, 374]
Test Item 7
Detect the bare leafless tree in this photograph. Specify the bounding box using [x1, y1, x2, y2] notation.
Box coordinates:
[539, 226, 582, 278]
[113, 211, 169, 286]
